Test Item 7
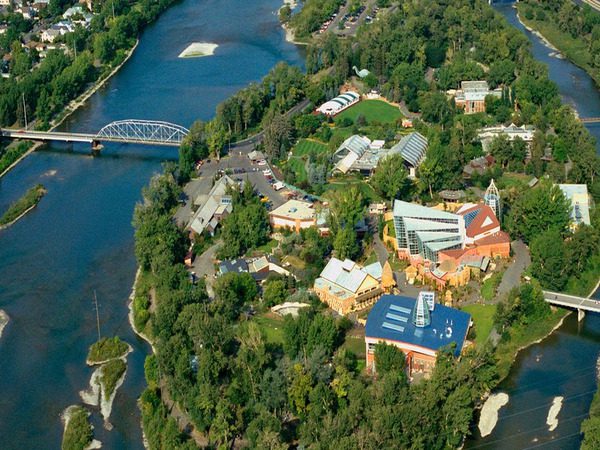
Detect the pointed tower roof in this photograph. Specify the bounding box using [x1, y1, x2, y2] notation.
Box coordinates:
[484, 178, 501, 218]
[412, 292, 431, 328]
[381, 261, 396, 291]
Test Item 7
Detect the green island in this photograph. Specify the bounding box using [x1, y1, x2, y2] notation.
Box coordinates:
[129, 0, 600, 447]
[87, 336, 130, 364]
[0, 184, 46, 228]
[517, 0, 600, 86]
[100, 358, 127, 402]
[61, 406, 93, 450]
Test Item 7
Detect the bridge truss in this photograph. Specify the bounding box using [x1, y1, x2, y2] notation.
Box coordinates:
[96, 120, 189, 146]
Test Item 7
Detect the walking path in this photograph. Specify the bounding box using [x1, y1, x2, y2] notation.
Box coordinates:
[496, 240, 531, 300]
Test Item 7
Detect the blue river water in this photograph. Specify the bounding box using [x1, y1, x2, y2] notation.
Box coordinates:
[464, 4, 600, 450]
[0, 1, 302, 448]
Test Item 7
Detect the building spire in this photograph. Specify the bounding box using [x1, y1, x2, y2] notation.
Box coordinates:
[484, 178, 501, 218]
[412, 292, 432, 328]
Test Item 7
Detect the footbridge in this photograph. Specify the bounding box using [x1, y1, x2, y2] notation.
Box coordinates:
[580, 117, 600, 124]
[543, 290, 600, 322]
[1, 119, 189, 148]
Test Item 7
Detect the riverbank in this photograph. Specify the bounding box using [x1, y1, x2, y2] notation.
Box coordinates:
[0, 141, 43, 180]
[0, 184, 47, 230]
[516, 3, 600, 88]
[279, 0, 309, 45]
[61, 405, 101, 450]
[50, 40, 140, 132]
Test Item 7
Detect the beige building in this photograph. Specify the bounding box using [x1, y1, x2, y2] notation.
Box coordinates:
[313, 258, 388, 315]
[269, 199, 317, 232]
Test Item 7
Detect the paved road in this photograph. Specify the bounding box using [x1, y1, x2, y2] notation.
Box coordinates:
[496, 240, 531, 299]
[371, 217, 389, 265]
[191, 243, 219, 298]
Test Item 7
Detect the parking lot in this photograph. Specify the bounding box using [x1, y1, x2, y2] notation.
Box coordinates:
[175, 152, 287, 228]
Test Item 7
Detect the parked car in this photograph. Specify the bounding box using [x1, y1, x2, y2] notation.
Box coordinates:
[257, 160, 267, 166]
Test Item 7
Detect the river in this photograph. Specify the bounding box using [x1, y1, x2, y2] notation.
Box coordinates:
[464, 3, 600, 450]
[0, 1, 302, 449]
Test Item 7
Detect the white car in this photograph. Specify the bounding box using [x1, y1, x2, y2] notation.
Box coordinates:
[257, 160, 267, 166]
[263, 169, 273, 176]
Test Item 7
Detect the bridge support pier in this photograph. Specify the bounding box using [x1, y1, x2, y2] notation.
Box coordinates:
[578, 308, 586, 322]
[91, 140, 103, 154]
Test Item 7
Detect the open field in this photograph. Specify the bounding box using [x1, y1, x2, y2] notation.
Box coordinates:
[462, 304, 497, 346]
[293, 139, 328, 157]
[286, 157, 308, 183]
[253, 313, 285, 344]
[336, 99, 403, 124]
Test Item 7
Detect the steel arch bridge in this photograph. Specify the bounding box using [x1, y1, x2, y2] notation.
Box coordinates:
[95, 119, 189, 146]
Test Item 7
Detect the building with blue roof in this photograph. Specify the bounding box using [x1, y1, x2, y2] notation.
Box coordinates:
[365, 293, 471, 377]
[389, 132, 428, 177]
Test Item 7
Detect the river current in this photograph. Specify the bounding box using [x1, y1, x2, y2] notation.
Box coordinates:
[0, 1, 302, 448]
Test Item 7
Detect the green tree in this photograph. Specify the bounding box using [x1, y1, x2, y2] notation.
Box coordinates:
[507, 184, 571, 243]
[374, 342, 406, 374]
[370, 154, 411, 200]
[530, 229, 568, 290]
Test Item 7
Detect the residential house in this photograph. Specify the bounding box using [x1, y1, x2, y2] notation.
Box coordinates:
[248, 256, 292, 282]
[218, 259, 249, 276]
[41, 28, 61, 43]
[558, 184, 591, 230]
[452, 81, 502, 114]
[313, 257, 388, 315]
[189, 175, 236, 236]
[463, 155, 495, 178]
[365, 293, 471, 377]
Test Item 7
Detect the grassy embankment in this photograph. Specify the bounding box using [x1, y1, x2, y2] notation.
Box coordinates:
[87, 336, 130, 364]
[0, 184, 46, 227]
[0, 141, 35, 178]
[61, 406, 93, 450]
[462, 304, 497, 346]
[517, 2, 600, 86]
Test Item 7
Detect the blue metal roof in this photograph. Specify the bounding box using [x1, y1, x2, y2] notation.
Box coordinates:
[365, 295, 471, 357]
[390, 132, 428, 167]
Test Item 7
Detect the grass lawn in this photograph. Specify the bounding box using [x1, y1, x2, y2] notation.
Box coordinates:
[462, 304, 497, 346]
[341, 333, 366, 359]
[282, 254, 306, 270]
[323, 180, 380, 202]
[330, 126, 354, 142]
[253, 313, 285, 344]
[293, 139, 328, 157]
[254, 238, 278, 254]
[481, 271, 503, 302]
[499, 172, 532, 190]
[335, 100, 403, 124]
[363, 251, 379, 265]
[286, 157, 307, 183]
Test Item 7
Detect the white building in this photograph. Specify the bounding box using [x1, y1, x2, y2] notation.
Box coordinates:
[478, 123, 536, 154]
[316, 91, 360, 116]
[558, 184, 591, 229]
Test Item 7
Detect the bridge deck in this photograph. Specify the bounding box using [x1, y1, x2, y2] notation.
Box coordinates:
[543, 290, 600, 313]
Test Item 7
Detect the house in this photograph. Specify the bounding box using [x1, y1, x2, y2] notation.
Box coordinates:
[368, 202, 387, 215]
[0, 0, 11, 7]
[313, 258, 388, 315]
[558, 184, 591, 229]
[316, 91, 360, 116]
[463, 155, 495, 178]
[478, 123, 536, 155]
[452, 81, 502, 114]
[365, 293, 471, 377]
[248, 255, 292, 282]
[218, 259, 249, 276]
[388, 132, 428, 177]
[41, 29, 61, 43]
[269, 199, 317, 232]
[189, 175, 236, 236]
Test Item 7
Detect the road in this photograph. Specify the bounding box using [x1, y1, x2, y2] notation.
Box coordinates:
[496, 240, 531, 300]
